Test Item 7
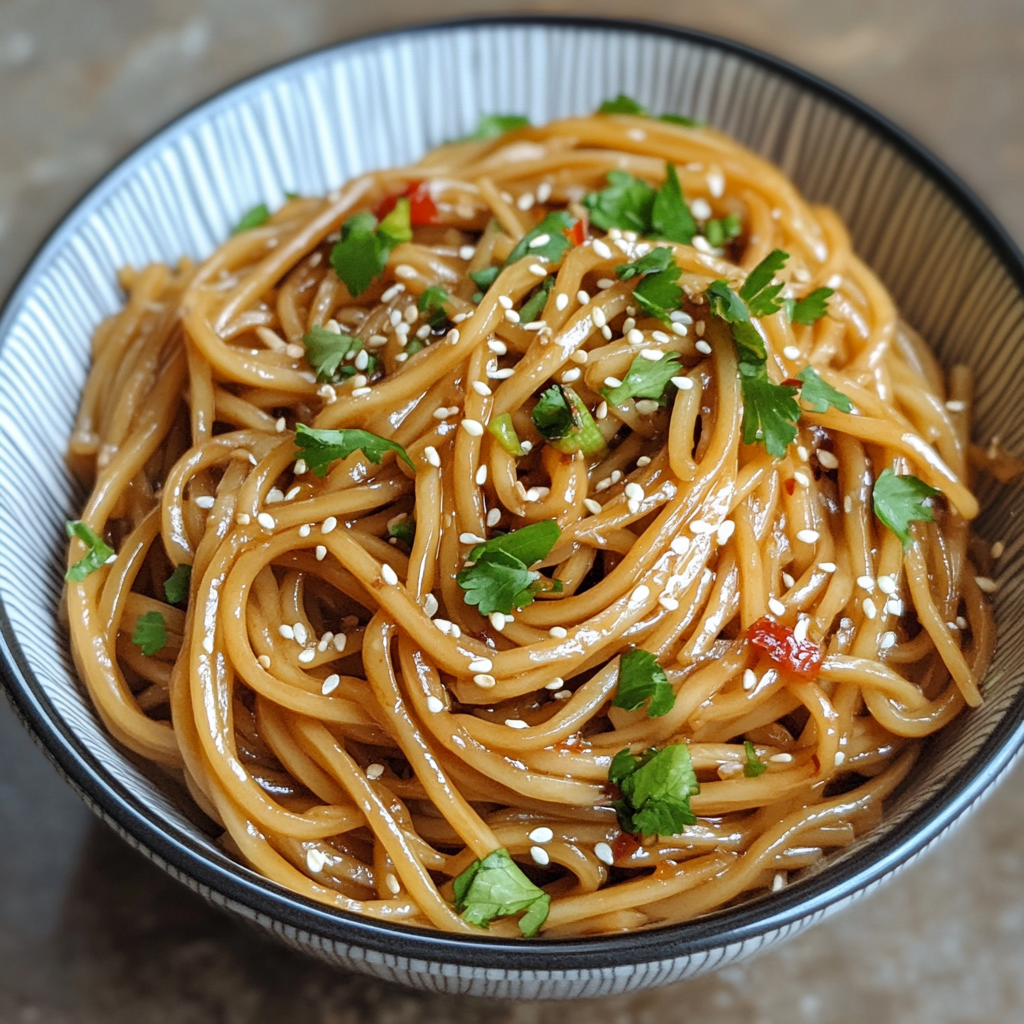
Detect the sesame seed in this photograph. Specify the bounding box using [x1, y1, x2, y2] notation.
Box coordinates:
[624, 330, 643, 347]
[528, 233, 551, 248]
[517, 192, 536, 211]
[306, 848, 327, 873]
[594, 842, 614, 866]
[562, 367, 582, 383]
[817, 450, 839, 470]
[834, 751, 846, 767]
[689, 520, 716, 534]
[624, 483, 644, 501]
[528, 827, 554, 844]
[394, 264, 417, 280]
[783, 346, 801, 360]
[796, 529, 820, 544]
[469, 657, 493, 673]
[528, 263, 548, 277]
[424, 446, 441, 468]
[486, 507, 501, 527]
[278, 624, 295, 641]
[772, 873, 786, 892]
[583, 498, 602, 515]
[976, 576, 998, 594]
[199, 635, 213, 654]
[707, 170, 725, 197]
[555, 293, 569, 311]
[717, 520, 735, 544]
[553, 690, 571, 700]
[235, 513, 251, 525]
[459, 245, 476, 260]
[856, 575, 875, 591]
[365, 763, 385, 780]
[991, 541, 1005, 560]
[285, 486, 301, 501]
[670, 375, 694, 392]
[692, 235, 714, 254]
[595, 401, 608, 419]
[880, 631, 897, 650]
[945, 399, 967, 412]
[473, 673, 496, 688]
[352, 387, 372, 397]
[423, 594, 439, 617]
[505, 719, 529, 730]
[819, 562, 837, 573]
[793, 616, 810, 642]
[528, 845, 551, 867]
[660, 595, 679, 613]
[589, 307, 608, 331]
[297, 524, 311, 539]
[630, 584, 651, 604]
[426, 695, 444, 714]
[476, 465, 490, 487]
[549, 626, 568, 639]
[768, 597, 787, 617]
[794, 471, 810, 487]
[491, 367, 515, 379]
[459, 532, 486, 545]
[782, 572, 795, 589]
[604, 376, 623, 389]
[571, 349, 589, 365]
[885, 598, 904, 616]
[695, 340, 712, 355]
[770, 752, 794, 764]
[743, 668, 758, 691]
[194, 495, 215, 509]
[862, 598, 877, 619]
[601, 325, 613, 340]
[536, 182, 552, 203]
[592, 239, 613, 260]
[385, 873, 401, 894]
[257, 512, 276, 530]
[544, 678, 564, 691]
[298, 649, 316, 664]
[257, 655, 272, 669]
[311, 544, 325, 561]
[381, 564, 399, 586]
[289, 622, 307, 645]
[321, 674, 341, 695]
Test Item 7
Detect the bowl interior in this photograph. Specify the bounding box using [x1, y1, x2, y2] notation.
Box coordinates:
[2, 17, 1024, 959]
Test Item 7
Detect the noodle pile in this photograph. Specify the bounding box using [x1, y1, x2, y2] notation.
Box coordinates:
[64, 106, 997, 938]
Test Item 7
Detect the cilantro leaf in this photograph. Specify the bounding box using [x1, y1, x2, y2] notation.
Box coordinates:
[610, 743, 700, 837]
[743, 740, 767, 777]
[532, 385, 576, 440]
[452, 847, 550, 937]
[739, 249, 789, 317]
[329, 200, 411, 298]
[302, 325, 363, 382]
[706, 279, 751, 325]
[633, 262, 684, 323]
[659, 113, 703, 127]
[65, 520, 114, 582]
[387, 515, 416, 546]
[612, 649, 675, 718]
[232, 203, 270, 234]
[616, 246, 675, 281]
[705, 212, 742, 248]
[872, 468, 940, 549]
[650, 164, 696, 244]
[463, 114, 530, 141]
[294, 424, 414, 476]
[790, 287, 834, 325]
[739, 367, 801, 457]
[602, 352, 682, 407]
[582, 170, 656, 234]
[469, 266, 500, 292]
[467, 520, 561, 567]
[164, 564, 191, 605]
[598, 94, 648, 115]
[131, 611, 167, 657]
[456, 549, 543, 616]
[505, 211, 575, 266]
[518, 276, 553, 323]
[797, 367, 852, 414]
[417, 286, 450, 328]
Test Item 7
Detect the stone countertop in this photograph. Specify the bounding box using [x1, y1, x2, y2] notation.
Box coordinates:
[1, 2, 1023, 1021]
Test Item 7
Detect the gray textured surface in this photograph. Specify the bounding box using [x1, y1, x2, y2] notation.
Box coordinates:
[2, 1, 1023, 1020]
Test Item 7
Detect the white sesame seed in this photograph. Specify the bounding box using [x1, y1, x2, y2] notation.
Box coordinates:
[365, 762, 385, 780]
[976, 576, 998, 594]
[487, 611, 506, 633]
[991, 541, 1005, 560]
[630, 584, 650, 604]
[624, 482, 644, 501]
[285, 486, 301, 501]
[604, 376, 622, 389]
[945, 399, 967, 413]
[856, 575, 875, 591]
[591, 307, 607, 329]
[504, 308, 520, 323]
[298, 524, 311, 539]
[473, 673, 496, 688]
[692, 235, 714, 254]
[659, 597, 680, 617]
[306, 848, 327, 873]
[194, 495, 215, 509]
[885, 598, 904, 616]
[469, 657, 493, 673]
[491, 367, 515, 379]
[497, 295, 513, 311]
[201, 635, 214, 654]
[782, 572, 795, 588]
[834, 751, 846, 767]
[486, 507, 501, 527]
[505, 719, 529, 730]
[862, 598, 877, 619]
[423, 593, 438, 617]
[668, 376, 693, 393]
[957, 616, 969, 629]
[793, 616, 810, 642]
[476, 466, 490, 488]
[783, 346, 801, 360]
[717, 520, 735, 544]
[592, 239, 613, 260]
[528, 263, 548, 278]
[426, 696, 444, 714]
[424, 446, 441, 468]
[536, 182, 552, 203]
[576, 291, 591, 307]
[257, 655, 271, 669]
[290, 622, 307, 645]
[385, 872, 401, 894]
[743, 668, 758, 691]
[352, 387, 372, 397]
[517, 192, 536, 211]
[583, 498, 603, 515]
[394, 264, 417, 280]
[707, 170, 725, 197]
[381, 564, 399, 586]
[768, 597, 787, 617]
[880, 631, 897, 650]
[594, 842, 614, 866]
[278, 624, 295, 641]
[794, 471, 810, 487]
[595, 401, 608, 419]
[235, 513, 251, 525]
[544, 677, 564, 691]
[275, 416, 286, 433]
[817, 450, 839, 470]
[459, 419, 483, 437]
[772, 873, 786, 892]
[770, 752, 793, 763]
[528, 827, 554, 844]
[257, 512, 276, 530]
[314, 544, 326, 561]
[321, 674, 340, 695]
[549, 626, 568, 639]
[528, 233, 551, 249]
[818, 562, 837, 573]
[459, 244, 476, 260]
[555, 293, 569, 311]
[689, 520, 716, 534]
[298, 649, 316, 664]
[695, 340, 712, 355]
[796, 529, 820, 544]
[266, 488, 284, 504]
[459, 532, 486, 545]
[561, 367, 582, 383]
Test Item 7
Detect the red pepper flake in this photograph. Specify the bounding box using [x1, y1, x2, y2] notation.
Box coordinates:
[748, 615, 823, 679]
[554, 732, 586, 753]
[564, 219, 586, 247]
[782, 377, 802, 388]
[784, 478, 796, 495]
[375, 181, 440, 226]
[612, 832, 641, 861]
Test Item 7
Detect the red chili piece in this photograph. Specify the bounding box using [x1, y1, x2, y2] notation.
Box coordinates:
[611, 832, 641, 861]
[747, 615, 823, 679]
[564, 219, 586, 247]
[374, 181, 440, 225]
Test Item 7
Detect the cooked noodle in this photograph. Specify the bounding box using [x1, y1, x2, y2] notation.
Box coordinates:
[64, 110, 997, 938]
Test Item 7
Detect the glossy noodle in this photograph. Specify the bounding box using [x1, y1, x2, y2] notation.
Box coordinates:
[64, 108, 997, 938]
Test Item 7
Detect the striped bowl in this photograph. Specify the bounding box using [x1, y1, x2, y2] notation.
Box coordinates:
[1, 16, 1023, 1001]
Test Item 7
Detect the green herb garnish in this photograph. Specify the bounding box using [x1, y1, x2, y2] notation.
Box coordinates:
[518, 276, 553, 323]
[329, 198, 412, 297]
[704, 212, 743, 248]
[609, 743, 700, 837]
[131, 611, 167, 657]
[488, 413, 526, 457]
[294, 424, 414, 476]
[387, 515, 416, 546]
[65, 521, 114, 582]
[462, 114, 530, 141]
[789, 287, 834, 325]
[743, 740, 767, 778]
[531, 385, 607, 457]
[796, 367, 852, 414]
[601, 352, 682, 407]
[612, 649, 675, 718]
[417, 285, 451, 328]
[301, 325, 366, 383]
[163, 564, 191, 605]
[872, 469, 940, 549]
[504, 211, 575, 266]
[232, 203, 270, 234]
[452, 848, 550, 937]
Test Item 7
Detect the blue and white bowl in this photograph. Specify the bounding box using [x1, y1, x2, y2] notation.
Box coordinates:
[1, 16, 1023, 1000]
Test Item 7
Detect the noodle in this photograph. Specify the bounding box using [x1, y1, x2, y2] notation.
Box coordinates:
[63, 106, 998, 938]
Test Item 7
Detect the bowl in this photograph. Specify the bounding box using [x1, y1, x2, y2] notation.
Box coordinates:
[2, 14, 1024, 1001]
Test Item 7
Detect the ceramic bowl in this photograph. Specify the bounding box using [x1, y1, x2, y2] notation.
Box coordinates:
[2, 15, 1023, 1000]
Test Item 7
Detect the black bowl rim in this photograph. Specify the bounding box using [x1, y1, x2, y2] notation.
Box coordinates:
[2, 13, 1024, 973]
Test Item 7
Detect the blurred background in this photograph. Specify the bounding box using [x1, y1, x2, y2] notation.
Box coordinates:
[1, 2, 1023, 1022]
